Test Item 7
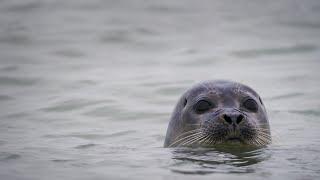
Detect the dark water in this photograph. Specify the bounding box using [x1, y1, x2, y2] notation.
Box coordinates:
[0, 0, 320, 179]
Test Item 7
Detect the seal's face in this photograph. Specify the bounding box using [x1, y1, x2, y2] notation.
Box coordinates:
[164, 80, 271, 147]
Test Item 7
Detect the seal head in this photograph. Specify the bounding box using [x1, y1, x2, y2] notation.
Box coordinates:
[164, 80, 271, 147]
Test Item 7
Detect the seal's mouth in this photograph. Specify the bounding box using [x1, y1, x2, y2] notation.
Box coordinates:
[168, 123, 271, 147]
[226, 137, 243, 143]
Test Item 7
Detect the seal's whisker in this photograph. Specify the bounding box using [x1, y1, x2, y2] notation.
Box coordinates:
[256, 130, 271, 137]
[254, 138, 262, 146]
[184, 137, 204, 146]
[168, 131, 204, 147]
[183, 135, 207, 146]
[169, 134, 200, 147]
[208, 137, 215, 145]
[171, 129, 203, 141]
[257, 128, 280, 144]
[254, 134, 270, 146]
[254, 127, 271, 132]
[176, 129, 202, 136]
[257, 136, 271, 144]
[253, 127, 272, 145]
[172, 132, 203, 144]
[256, 136, 267, 144]
[260, 133, 272, 142]
[201, 136, 210, 144]
[180, 134, 205, 146]
[204, 136, 213, 145]
[256, 129, 270, 134]
[257, 132, 272, 141]
[201, 132, 220, 145]
[258, 132, 272, 139]
[255, 128, 270, 133]
[258, 138, 269, 146]
[256, 131, 270, 139]
[253, 135, 263, 146]
[196, 135, 210, 145]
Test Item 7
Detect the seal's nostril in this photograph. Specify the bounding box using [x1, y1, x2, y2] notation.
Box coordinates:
[223, 114, 232, 124]
[237, 115, 244, 124]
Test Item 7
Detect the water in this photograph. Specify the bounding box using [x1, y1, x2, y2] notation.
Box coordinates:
[0, 0, 320, 179]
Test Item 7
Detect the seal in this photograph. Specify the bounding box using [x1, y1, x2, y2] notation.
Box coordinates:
[164, 80, 271, 147]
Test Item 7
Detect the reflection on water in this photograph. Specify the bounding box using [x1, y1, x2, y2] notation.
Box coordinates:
[170, 146, 269, 174]
[0, 0, 320, 179]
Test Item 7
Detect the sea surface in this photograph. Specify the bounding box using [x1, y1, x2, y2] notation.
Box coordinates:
[0, 0, 320, 179]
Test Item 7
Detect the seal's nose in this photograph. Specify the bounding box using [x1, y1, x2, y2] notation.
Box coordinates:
[222, 113, 244, 125]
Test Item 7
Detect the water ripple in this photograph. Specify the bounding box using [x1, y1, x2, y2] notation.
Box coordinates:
[0, 34, 32, 45]
[53, 49, 86, 58]
[266, 92, 304, 100]
[41, 99, 108, 112]
[231, 44, 318, 58]
[289, 109, 320, 116]
[44, 130, 136, 140]
[0, 76, 39, 86]
[168, 147, 269, 174]
[155, 86, 187, 96]
[74, 143, 97, 149]
[0, 65, 19, 72]
[0, 153, 21, 161]
[0, 95, 13, 101]
[4, 1, 42, 13]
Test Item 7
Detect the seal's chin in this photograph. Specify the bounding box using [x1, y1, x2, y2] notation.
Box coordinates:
[225, 137, 244, 144]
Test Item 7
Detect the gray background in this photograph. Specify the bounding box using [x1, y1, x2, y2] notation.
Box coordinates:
[0, 0, 320, 179]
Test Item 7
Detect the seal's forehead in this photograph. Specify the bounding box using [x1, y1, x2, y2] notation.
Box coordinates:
[186, 82, 221, 98]
[185, 80, 260, 99]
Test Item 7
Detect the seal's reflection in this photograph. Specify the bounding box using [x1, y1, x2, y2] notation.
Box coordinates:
[169, 145, 270, 175]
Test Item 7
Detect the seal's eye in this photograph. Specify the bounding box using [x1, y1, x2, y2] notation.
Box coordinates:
[194, 100, 213, 113]
[243, 99, 258, 112]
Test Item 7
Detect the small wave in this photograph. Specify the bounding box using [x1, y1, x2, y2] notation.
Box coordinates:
[0, 153, 21, 161]
[83, 105, 124, 117]
[99, 29, 133, 44]
[52, 49, 86, 58]
[139, 80, 192, 88]
[282, 21, 320, 29]
[0, 34, 32, 45]
[231, 44, 317, 58]
[4, 1, 42, 13]
[0, 95, 13, 101]
[41, 99, 107, 112]
[51, 159, 74, 163]
[155, 86, 187, 96]
[0, 76, 39, 86]
[289, 110, 320, 116]
[176, 57, 218, 67]
[44, 130, 136, 140]
[0, 66, 19, 72]
[169, 147, 267, 174]
[74, 143, 97, 149]
[266, 92, 304, 100]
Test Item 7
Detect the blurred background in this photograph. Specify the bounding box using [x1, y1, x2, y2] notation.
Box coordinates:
[0, 0, 320, 179]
